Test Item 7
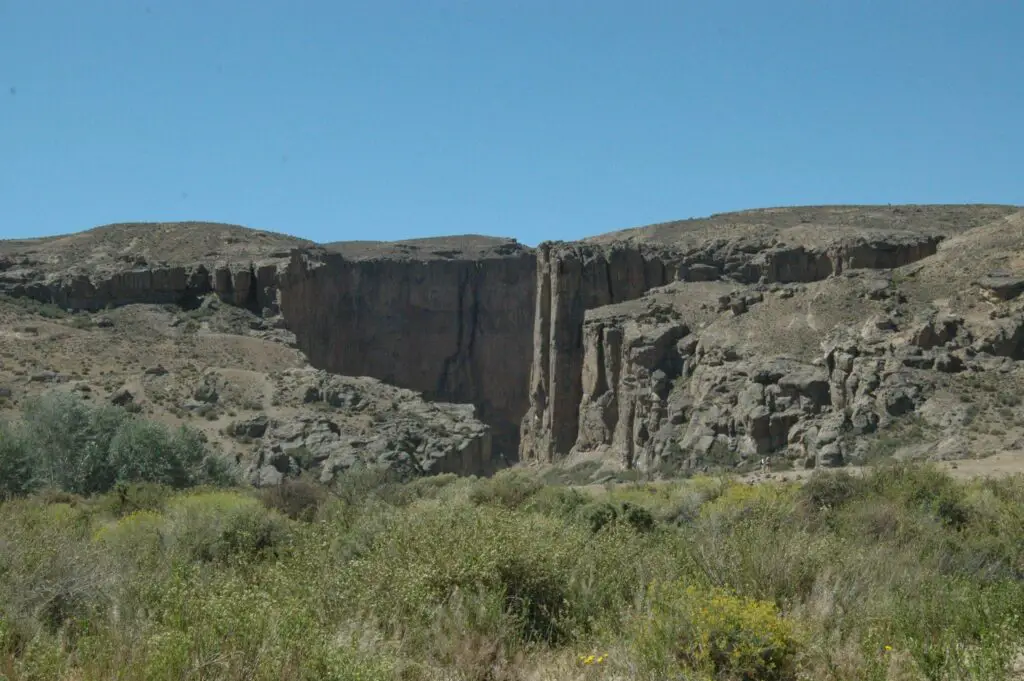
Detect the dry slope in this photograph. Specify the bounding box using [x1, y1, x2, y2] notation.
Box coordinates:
[4, 205, 1024, 482]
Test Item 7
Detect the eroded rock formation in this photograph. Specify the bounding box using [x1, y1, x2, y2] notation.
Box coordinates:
[278, 241, 536, 456]
[519, 243, 676, 462]
[242, 368, 494, 484]
[0, 260, 288, 314]
[4, 206, 1022, 477]
[517, 223, 962, 464]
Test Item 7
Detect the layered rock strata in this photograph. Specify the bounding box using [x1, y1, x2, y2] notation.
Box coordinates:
[0, 259, 287, 314]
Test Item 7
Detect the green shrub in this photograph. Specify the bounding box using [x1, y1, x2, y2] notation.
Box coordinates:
[92, 509, 167, 573]
[374, 472, 463, 507]
[108, 420, 193, 488]
[258, 478, 329, 521]
[581, 501, 619, 533]
[798, 469, 865, 512]
[163, 492, 290, 563]
[331, 466, 406, 506]
[523, 484, 589, 519]
[577, 500, 655, 534]
[94, 482, 174, 518]
[0, 421, 33, 499]
[627, 581, 801, 681]
[467, 469, 544, 509]
[20, 392, 128, 495]
[620, 502, 656, 533]
[346, 501, 583, 646]
[0, 500, 107, 641]
[2, 460, 1024, 680]
[8, 392, 236, 498]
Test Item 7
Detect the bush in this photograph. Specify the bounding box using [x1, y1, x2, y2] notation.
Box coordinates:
[0, 421, 33, 499]
[2, 462, 1024, 680]
[258, 478, 329, 521]
[163, 491, 291, 563]
[621, 502, 656, 533]
[94, 482, 174, 518]
[20, 392, 129, 495]
[468, 469, 544, 509]
[7, 392, 236, 498]
[331, 466, 406, 506]
[93, 509, 167, 572]
[523, 485, 589, 519]
[798, 469, 865, 513]
[628, 581, 801, 681]
[576, 500, 655, 534]
[0, 500, 107, 641]
[109, 420, 194, 489]
[346, 501, 584, 646]
[581, 501, 619, 533]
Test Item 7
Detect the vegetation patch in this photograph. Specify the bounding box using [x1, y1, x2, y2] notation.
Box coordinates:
[1, 432, 1023, 680]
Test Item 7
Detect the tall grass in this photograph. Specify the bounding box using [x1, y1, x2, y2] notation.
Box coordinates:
[1, 461, 1023, 680]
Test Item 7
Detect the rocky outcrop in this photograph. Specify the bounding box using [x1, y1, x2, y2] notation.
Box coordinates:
[566, 285, 839, 472]
[518, 231, 950, 464]
[241, 369, 494, 485]
[661, 231, 943, 286]
[519, 242, 677, 463]
[1, 235, 536, 462]
[562, 257, 1024, 472]
[0, 260, 288, 314]
[6, 207, 1020, 478]
[278, 243, 536, 457]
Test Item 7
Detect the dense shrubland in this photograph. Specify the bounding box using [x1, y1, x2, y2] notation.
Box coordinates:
[1, 395, 1023, 679]
[0, 392, 235, 499]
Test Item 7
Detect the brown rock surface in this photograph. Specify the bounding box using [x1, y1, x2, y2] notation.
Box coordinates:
[518, 205, 1019, 464]
[4, 205, 1024, 482]
[279, 238, 536, 457]
[0, 293, 495, 481]
[552, 207, 1024, 474]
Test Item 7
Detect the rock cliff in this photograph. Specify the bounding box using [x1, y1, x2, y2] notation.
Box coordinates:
[518, 242, 676, 462]
[0, 228, 536, 461]
[279, 238, 536, 457]
[4, 206, 1024, 479]
[519, 205, 1023, 466]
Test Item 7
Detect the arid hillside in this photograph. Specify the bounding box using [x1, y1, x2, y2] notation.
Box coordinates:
[3, 203, 1024, 483]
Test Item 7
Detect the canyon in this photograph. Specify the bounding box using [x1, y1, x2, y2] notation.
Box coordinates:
[4, 204, 1024, 478]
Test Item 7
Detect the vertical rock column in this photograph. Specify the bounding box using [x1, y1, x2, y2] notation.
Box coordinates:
[519, 242, 675, 463]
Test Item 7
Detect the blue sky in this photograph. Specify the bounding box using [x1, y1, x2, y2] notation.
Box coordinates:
[1, 1, 1021, 246]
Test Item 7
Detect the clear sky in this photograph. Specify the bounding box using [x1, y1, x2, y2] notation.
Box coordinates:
[1, 1, 1021, 246]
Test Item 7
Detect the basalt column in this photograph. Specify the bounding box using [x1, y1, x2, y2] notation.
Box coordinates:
[519, 242, 676, 463]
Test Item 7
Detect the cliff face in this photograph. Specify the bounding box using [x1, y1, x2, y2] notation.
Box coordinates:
[278, 244, 536, 457]
[518, 243, 676, 462]
[518, 224, 975, 465]
[550, 209, 1024, 471]
[5, 207, 1021, 477]
[0, 259, 287, 314]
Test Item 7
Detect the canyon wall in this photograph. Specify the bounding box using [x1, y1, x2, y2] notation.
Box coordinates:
[7, 207, 1016, 474]
[278, 244, 537, 457]
[0, 259, 286, 314]
[518, 243, 677, 462]
[518, 232, 948, 464]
